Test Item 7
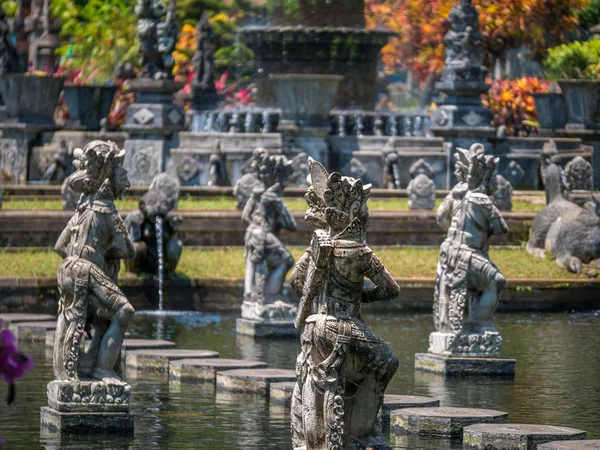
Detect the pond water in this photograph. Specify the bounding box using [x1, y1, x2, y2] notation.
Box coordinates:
[0, 311, 598, 449]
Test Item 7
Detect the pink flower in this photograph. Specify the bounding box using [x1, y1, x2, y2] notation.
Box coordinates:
[215, 71, 229, 93]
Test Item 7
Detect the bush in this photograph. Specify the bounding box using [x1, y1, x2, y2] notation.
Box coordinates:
[544, 39, 600, 80]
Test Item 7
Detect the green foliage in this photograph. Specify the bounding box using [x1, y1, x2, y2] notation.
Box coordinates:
[576, 0, 600, 30]
[545, 39, 600, 80]
[1, 1, 18, 17]
[50, 0, 139, 82]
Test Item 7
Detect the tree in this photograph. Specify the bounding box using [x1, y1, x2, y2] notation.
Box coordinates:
[365, 0, 590, 83]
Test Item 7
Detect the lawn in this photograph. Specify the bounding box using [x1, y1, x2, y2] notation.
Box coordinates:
[0, 247, 585, 280]
[1, 197, 544, 212]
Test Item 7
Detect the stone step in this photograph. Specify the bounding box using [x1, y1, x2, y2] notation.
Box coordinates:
[464, 424, 587, 450]
[0, 313, 55, 327]
[380, 394, 441, 429]
[9, 321, 57, 341]
[390, 407, 508, 437]
[269, 381, 296, 404]
[169, 358, 267, 383]
[414, 352, 516, 376]
[538, 441, 600, 449]
[216, 368, 296, 396]
[121, 339, 176, 359]
[126, 349, 219, 372]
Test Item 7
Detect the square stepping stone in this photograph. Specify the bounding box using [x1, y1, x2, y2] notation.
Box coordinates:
[415, 353, 516, 376]
[270, 381, 296, 404]
[235, 318, 297, 338]
[539, 441, 600, 450]
[0, 313, 55, 327]
[121, 339, 175, 359]
[464, 424, 587, 449]
[216, 368, 296, 396]
[169, 358, 267, 383]
[391, 407, 508, 437]
[9, 321, 57, 341]
[380, 395, 440, 429]
[126, 349, 219, 372]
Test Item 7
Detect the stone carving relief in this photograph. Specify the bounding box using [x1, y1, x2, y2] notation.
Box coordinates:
[432, 143, 508, 357]
[126, 145, 161, 186]
[175, 155, 201, 182]
[0, 139, 27, 184]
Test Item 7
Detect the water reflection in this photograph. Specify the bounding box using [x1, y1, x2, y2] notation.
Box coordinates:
[0, 312, 598, 449]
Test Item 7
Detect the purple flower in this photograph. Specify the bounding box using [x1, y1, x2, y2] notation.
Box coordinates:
[0, 433, 4, 444]
[0, 328, 33, 384]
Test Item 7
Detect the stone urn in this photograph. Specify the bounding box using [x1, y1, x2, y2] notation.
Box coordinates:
[532, 92, 567, 130]
[269, 73, 342, 128]
[0, 74, 66, 125]
[558, 80, 600, 130]
[63, 84, 118, 130]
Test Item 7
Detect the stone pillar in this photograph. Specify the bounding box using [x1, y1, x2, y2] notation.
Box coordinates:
[122, 79, 185, 186]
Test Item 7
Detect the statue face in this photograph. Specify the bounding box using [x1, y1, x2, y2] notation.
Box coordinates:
[113, 166, 130, 199]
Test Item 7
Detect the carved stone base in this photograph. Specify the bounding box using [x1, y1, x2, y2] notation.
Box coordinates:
[428, 331, 502, 357]
[40, 406, 134, 432]
[414, 353, 516, 376]
[47, 379, 131, 413]
[294, 433, 390, 450]
[235, 318, 297, 338]
[240, 299, 297, 321]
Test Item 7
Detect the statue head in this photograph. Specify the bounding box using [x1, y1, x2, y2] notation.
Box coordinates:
[454, 143, 499, 195]
[69, 141, 129, 199]
[258, 154, 294, 189]
[305, 158, 371, 235]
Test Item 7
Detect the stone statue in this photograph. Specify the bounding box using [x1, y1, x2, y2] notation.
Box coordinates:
[564, 156, 593, 193]
[432, 144, 507, 357]
[51, 141, 134, 415]
[41, 139, 72, 184]
[407, 158, 436, 210]
[0, 6, 18, 74]
[290, 152, 310, 187]
[125, 173, 183, 274]
[492, 174, 513, 212]
[546, 197, 600, 273]
[193, 12, 216, 92]
[342, 157, 367, 181]
[135, 0, 177, 80]
[527, 163, 581, 258]
[441, 0, 486, 83]
[290, 158, 400, 450]
[539, 140, 565, 203]
[240, 153, 297, 321]
[384, 151, 401, 190]
[234, 147, 268, 209]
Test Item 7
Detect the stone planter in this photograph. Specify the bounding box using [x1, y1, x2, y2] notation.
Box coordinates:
[269, 73, 342, 128]
[558, 80, 600, 129]
[63, 84, 118, 130]
[532, 92, 567, 130]
[0, 74, 66, 125]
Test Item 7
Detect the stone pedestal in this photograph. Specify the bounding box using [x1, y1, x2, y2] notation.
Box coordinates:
[41, 379, 134, 433]
[169, 358, 267, 383]
[428, 331, 502, 357]
[122, 79, 184, 186]
[414, 353, 516, 376]
[539, 441, 600, 450]
[235, 318, 297, 338]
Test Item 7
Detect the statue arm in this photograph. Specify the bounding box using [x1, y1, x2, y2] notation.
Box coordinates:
[241, 195, 256, 224]
[290, 248, 311, 297]
[54, 217, 74, 259]
[436, 193, 454, 230]
[279, 202, 297, 232]
[362, 254, 400, 303]
[107, 213, 136, 260]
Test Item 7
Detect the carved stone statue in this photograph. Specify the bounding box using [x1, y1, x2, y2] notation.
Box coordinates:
[342, 157, 367, 180]
[492, 174, 513, 212]
[407, 158, 436, 210]
[527, 163, 581, 258]
[441, 0, 486, 83]
[41, 139, 72, 184]
[432, 144, 507, 357]
[384, 151, 401, 190]
[290, 152, 310, 187]
[540, 140, 565, 203]
[546, 197, 600, 273]
[238, 153, 297, 321]
[125, 173, 183, 275]
[206, 143, 229, 187]
[234, 147, 268, 209]
[135, 0, 177, 80]
[290, 158, 400, 450]
[565, 156, 593, 193]
[45, 140, 135, 429]
[193, 12, 216, 92]
[0, 6, 18, 75]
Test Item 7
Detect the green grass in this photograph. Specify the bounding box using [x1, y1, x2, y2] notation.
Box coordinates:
[1, 197, 544, 212]
[0, 247, 587, 280]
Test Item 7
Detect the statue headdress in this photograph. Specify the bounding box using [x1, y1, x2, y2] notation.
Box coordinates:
[454, 143, 499, 194]
[69, 140, 125, 195]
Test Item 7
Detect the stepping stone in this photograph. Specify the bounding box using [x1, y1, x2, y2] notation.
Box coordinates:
[539, 441, 600, 449]
[270, 381, 296, 404]
[9, 321, 57, 341]
[216, 368, 296, 396]
[380, 395, 441, 429]
[169, 358, 267, 382]
[0, 313, 55, 327]
[391, 407, 508, 437]
[464, 424, 587, 449]
[121, 339, 175, 358]
[126, 349, 219, 372]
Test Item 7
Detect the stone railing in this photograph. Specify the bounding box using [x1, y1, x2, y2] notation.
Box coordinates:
[191, 108, 434, 137]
